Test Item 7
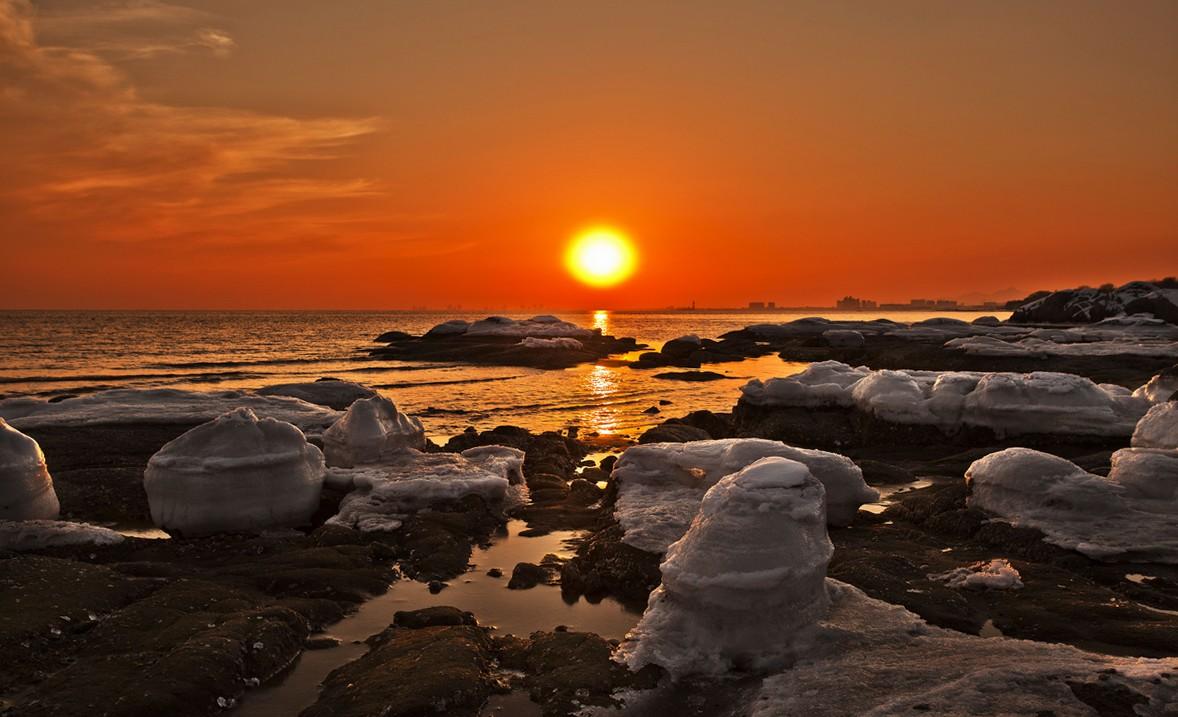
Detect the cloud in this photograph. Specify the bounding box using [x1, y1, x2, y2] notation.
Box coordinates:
[0, 0, 395, 252]
[33, 1, 234, 59]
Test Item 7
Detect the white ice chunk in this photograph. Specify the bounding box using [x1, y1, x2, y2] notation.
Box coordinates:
[0, 519, 123, 551]
[0, 418, 59, 520]
[929, 559, 1023, 590]
[322, 395, 425, 468]
[256, 380, 377, 409]
[612, 438, 878, 553]
[326, 446, 525, 533]
[518, 337, 584, 350]
[966, 447, 1178, 563]
[0, 389, 340, 432]
[1132, 401, 1178, 449]
[616, 457, 833, 677]
[742, 362, 1150, 438]
[143, 408, 326, 536]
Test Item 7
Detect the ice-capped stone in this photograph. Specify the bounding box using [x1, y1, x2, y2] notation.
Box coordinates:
[1132, 401, 1178, 449]
[143, 408, 325, 536]
[612, 438, 878, 553]
[322, 395, 425, 468]
[966, 447, 1178, 562]
[256, 379, 378, 410]
[822, 329, 865, 348]
[0, 519, 123, 551]
[617, 457, 833, 676]
[0, 418, 59, 520]
[326, 446, 526, 533]
[1133, 365, 1178, 403]
[929, 559, 1023, 590]
[518, 337, 584, 350]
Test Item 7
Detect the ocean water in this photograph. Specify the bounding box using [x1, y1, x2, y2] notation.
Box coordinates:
[0, 310, 1006, 441]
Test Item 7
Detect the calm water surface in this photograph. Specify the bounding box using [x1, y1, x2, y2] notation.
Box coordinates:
[0, 310, 1005, 441]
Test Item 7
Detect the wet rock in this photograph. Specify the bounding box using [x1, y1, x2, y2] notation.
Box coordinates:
[642, 406, 661, 415]
[427, 580, 447, 594]
[855, 459, 915, 485]
[560, 524, 661, 609]
[510, 631, 661, 714]
[638, 423, 710, 444]
[393, 606, 476, 629]
[305, 635, 342, 650]
[486, 567, 503, 578]
[567, 478, 603, 505]
[652, 370, 729, 382]
[507, 562, 550, 590]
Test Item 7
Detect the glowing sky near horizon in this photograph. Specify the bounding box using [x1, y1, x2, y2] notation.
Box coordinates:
[0, 0, 1175, 309]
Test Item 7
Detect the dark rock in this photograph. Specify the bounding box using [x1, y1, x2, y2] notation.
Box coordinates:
[485, 567, 503, 578]
[856, 459, 916, 485]
[427, 580, 447, 593]
[393, 606, 476, 629]
[652, 370, 729, 382]
[374, 330, 413, 342]
[638, 422, 710, 444]
[567, 478, 603, 505]
[642, 405, 661, 414]
[507, 562, 550, 590]
[560, 524, 661, 609]
[305, 635, 342, 650]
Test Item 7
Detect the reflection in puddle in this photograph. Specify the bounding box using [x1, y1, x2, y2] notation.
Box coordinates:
[979, 619, 1004, 638]
[234, 520, 640, 717]
[860, 478, 935, 514]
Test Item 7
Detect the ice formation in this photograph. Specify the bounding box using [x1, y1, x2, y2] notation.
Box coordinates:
[0, 389, 340, 432]
[143, 408, 326, 536]
[326, 446, 525, 533]
[966, 447, 1178, 563]
[741, 361, 1152, 437]
[1133, 367, 1178, 403]
[0, 519, 124, 551]
[929, 559, 1023, 590]
[256, 380, 377, 410]
[425, 315, 594, 338]
[821, 329, 865, 348]
[945, 335, 1178, 359]
[611, 438, 878, 553]
[518, 336, 584, 350]
[616, 457, 833, 676]
[0, 418, 59, 520]
[1132, 401, 1178, 449]
[322, 395, 426, 468]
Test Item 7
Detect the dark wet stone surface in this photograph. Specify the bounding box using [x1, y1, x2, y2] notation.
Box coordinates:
[369, 332, 642, 369]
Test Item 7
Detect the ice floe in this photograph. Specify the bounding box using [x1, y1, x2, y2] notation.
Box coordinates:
[0, 389, 340, 432]
[617, 457, 834, 676]
[929, 559, 1023, 590]
[1132, 401, 1178, 449]
[143, 408, 326, 536]
[0, 519, 124, 551]
[0, 418, 59, 520]
[256, 379, 378, 410]
[966, 447, 1178, 563]
[741, 361, 1153, 437]
[611, 438, 878, 553]
[325, 446, 525, 533]
[322, 395, 426, 468]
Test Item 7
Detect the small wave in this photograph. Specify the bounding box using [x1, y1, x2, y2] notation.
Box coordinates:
[147, 356, 371, 369]
[372, 376, 523, 390]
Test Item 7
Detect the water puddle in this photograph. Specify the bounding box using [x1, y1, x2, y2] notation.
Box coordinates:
[860, 478, 935, 514]
[234, 519, 640, 717]
[979, 619, 1004, 638]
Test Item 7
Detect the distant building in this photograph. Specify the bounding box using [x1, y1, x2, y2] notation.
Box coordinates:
[748, 301, 766, 310]
[766, 301, 776, 309]
[836, 296, 876, 310]
[909, 299, 934, 308]
[933, 299, 959, 309]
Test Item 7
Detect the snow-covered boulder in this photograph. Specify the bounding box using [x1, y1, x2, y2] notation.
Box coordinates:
[1134, 366, 1178, 402]
[1009, 280, 1178, 324]
[612, 438, 878, 553]
[741, 361, 1151, 438]
[425, 319, 470, 337]
[326, 446, 525, 533]
[821, 329, 865, 348]
[1132, 401, 1178, 449]
[518, 337, 584, 350]
[945, 335, 1178, 359]
[966, 447, 1178, 562]
[143, 408, 326, 536]
[929, 559, 1023, 590]
[617, 457, 833, 676]
[0, 418, 59, 520]
[322, 395, 425, 468]
[465, 315, 594, 338]
[0, 519, 123, 551]
[256, 380, 378, 410]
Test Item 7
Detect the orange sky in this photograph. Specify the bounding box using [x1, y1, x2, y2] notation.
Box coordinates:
[1, 0, 1176, 309]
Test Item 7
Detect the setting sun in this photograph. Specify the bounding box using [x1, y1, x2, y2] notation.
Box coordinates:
[565, 227, 638, 288]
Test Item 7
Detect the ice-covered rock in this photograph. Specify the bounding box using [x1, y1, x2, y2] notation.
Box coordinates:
[1134, 365, 1178, 403]
[326, 446, 526, 533]
[966, 447, 1178, 562]
[256, 379, 378, 410]
[821, 329, 865, 348]
[425, 319, 470, 337]
[0, 519, 124, 551]
[612, 438, 878, 553]
[945, 335, 1178, 358]
[1009, 279, 1178, 324]
[616, 457, 833, 676]
[929, 559, 1023, 590]
[741, 361, 1151, 438]
[143, 408, 326, 536]
[433, 315, 595, 338]
[322, 395, 425, 468]
[0, 389, 340, 432]
[518, 337, 584, 350]
[0, 418, 59, 521]
[1132, 401, 1178, 449]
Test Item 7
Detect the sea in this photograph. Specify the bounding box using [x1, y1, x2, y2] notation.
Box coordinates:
[0, 310, 1007, 443]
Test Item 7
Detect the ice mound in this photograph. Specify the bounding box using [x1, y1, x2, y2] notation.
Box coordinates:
[143, 408, 326, 536]
[741, 361, 1151, 437]
[322, 395, 425, 468]
[326, 446, 525, 533]
[256, 379, 378, 410]
[0, 389, 340, 432]
[0, 519, 124, 551]
[743, 581, 1178, 716]
[929, 559, 1023, 590]
[1132, 401, 1178, 449]
[966, 447, 1178, 562]
[616, 457, 833, 676]
[518, 337, 584, 350]
[0, 418, 59, 520]
[945, 335, 1178, 358]
[612, 438, 878, 553]
[425, 315, 594, 338]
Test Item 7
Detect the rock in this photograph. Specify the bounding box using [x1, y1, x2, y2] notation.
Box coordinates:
[822, 329, 866, 348]
[1009, 280, 1178, 324]
[374, 330, 413, 342]
[305, 635, 342, 650]
[652, 370, 729, 382]
[855, 459, 916, 485]
[638, 423, 711, 444]
[485, 567, 503, 578]
[256, 380, 377, 410]
[642, 406, 661, 415]
[660, 335, 703, 360]
[393, 606, 476, 629]
[567, 478, 603, 505]
[427, 580, 447, 593]
[507, 562, 550, 589]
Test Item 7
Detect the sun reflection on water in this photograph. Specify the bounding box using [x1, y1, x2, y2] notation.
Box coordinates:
[585, 362, 619, 434]
[592, 309, 609, 334]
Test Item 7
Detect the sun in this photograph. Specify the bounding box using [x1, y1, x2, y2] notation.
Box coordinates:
[565, 226, 637, 288]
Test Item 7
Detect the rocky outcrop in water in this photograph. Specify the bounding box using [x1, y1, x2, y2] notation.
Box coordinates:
[1009, 279, 1178, 324]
